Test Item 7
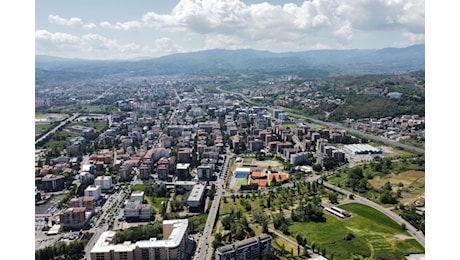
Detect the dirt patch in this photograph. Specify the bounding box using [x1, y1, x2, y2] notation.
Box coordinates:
[394, 234, 412, 240]
[368, 170, 424, 188]
[368, 170, 424, 206]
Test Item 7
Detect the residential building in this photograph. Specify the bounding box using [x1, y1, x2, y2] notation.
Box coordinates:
[249, 139, 264, 152]
[178, 147, 192, 163]
[84, 185, 101, 200]
[290, 152, 309, 166]
[215, 234, 272, 260]
[41, 174, 65, 192]
[124, 200, 152, 221]
[90, 219, 189, 260]
[70, 196, 96, 212]
[197, 164, 214, 180]
[131, 191, 145, 203]
[187, 183, 207, 212]
[176, 163, 191, 181]
[94, 176, 113, 191]
[59, 207, 88, 230]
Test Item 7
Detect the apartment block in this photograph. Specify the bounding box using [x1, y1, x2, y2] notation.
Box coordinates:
[90, 219, 188, 260]
[215, 234, 272, 260]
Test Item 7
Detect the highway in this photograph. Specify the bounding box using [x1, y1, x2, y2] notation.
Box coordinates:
[35, 113, 80, 145]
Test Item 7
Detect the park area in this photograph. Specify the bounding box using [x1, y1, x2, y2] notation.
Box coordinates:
[216, 196, 424, 259]
[368, 170, 425, 206]
[287, 203, 424, 259]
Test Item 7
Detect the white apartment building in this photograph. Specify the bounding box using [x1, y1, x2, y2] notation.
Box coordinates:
[94, 175, 113, 190]
[84, 185, 101, 200]
[90, 219, 188, 260]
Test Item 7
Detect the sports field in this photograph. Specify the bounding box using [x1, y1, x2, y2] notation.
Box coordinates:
[234, 172, 249, 178]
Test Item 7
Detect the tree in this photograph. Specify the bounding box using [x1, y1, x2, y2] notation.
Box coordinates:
[212, 233, 223, 249]
[312, 164, 322, 172]
[328, 193, 338, 204]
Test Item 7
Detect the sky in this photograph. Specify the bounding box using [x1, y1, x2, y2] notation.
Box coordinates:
[35, 0, 425, 60]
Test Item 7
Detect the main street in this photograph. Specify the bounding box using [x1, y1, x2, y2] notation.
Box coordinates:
[193, 154, 231, 260]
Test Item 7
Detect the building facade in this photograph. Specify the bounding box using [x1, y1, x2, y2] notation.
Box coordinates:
[90, 219, 188, 260]
[215, 234, 272, 260]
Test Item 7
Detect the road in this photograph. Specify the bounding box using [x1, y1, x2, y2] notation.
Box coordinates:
[193, 154, 231, 260]
[84, 188, 125, 259]
[321, 182, 425, 247]
[35, 113, 80, 145]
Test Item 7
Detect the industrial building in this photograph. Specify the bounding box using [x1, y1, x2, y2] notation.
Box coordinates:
[343, 144, 382, 154]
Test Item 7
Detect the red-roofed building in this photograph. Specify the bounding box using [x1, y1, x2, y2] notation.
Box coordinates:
[250, 179, 269, 187]
[268, 174, 289, 183]
[59, 207, 88, 230]
[251, 170, 266, 179]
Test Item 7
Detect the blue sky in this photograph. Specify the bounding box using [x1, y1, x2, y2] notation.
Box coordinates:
[34, 0, 425, 60]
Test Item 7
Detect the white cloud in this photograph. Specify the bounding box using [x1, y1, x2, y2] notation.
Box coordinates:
[153, 38, 186, 54]
[38, 0, 425, 58]
[203, 34, 246, 50]
[48, 15, 96, 29]
[333, 21, 353, 45]
[35, 30, 143, 59]
[99, 21, 142, 31]
[402, 31, 425, 44]
[35, 29, 82, 50]
[335, 0, 424, 33]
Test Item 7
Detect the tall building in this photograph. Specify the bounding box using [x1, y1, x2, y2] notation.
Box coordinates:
[90, 219, 189, 260]
[41, 174, 65, 192]
[59, 207, 88, 230]
[84, 185, 101, 200]
[94, 175, 113, 190]
[215, 234, 272, 260]
[70, 196, 95, 212]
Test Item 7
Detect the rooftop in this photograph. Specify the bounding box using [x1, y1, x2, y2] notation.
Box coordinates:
[91, 219, 188, 254]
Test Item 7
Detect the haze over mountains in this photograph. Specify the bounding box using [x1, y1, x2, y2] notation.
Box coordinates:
[36, 44, 424, 80]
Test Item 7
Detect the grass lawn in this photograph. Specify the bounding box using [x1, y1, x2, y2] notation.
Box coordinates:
[288, 203, 424, 259]
[68, 120, 108, 131]
[35, 113, 69, 121]
[35, 123, 53, 135]
[243, 157, 254, 163]
[146, 197, 168, 213]
[281, 123, 296, 129]
[236, 179, 248, 187]
[219, 197, 264, 217]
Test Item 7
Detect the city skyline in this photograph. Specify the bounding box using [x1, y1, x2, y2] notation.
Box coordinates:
[35, 0, 425, 60]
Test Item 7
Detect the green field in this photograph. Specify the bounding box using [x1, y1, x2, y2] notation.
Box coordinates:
[219, 197, 264, 217]
[236, 179, 248, 187]
[243, 157, 253, 163]
[146, 197, 168, 213]
[288, 203, 424, 259]
[35, 113, 69, 121]
[35, 123, 53, 135]
[68, 120, 108, 131]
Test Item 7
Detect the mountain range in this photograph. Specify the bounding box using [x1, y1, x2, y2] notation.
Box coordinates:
[35, 44, 424, 80]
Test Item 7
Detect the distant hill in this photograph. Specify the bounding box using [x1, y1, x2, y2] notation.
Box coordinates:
[35, 44, 424, 79]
